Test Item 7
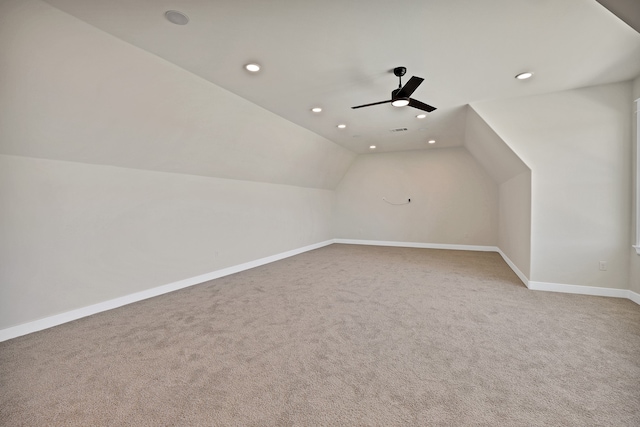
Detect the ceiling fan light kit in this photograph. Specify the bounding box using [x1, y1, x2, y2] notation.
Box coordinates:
[352, 66, 437, 113]
[391, 98, 410, 107]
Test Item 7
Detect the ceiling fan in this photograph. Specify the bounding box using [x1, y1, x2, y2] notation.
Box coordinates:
[352, 67, 436, 113]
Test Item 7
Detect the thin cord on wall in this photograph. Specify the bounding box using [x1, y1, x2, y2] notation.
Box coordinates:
[383, 197, 411, 205]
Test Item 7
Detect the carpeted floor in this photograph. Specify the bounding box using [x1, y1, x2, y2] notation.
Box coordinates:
[1, 244, 639, 426]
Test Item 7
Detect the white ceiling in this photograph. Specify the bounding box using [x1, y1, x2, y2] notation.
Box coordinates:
[43, 0, 640, 154]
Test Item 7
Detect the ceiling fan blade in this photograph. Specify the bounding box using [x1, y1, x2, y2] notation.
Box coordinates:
[408, 98, 437, 112]
[396, 76, 424, 99]
[351, 99, 393, 109]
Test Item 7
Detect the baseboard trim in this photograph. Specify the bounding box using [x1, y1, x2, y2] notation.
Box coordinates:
[334, 239, 639, 306]
[334, 238, 498, 253]
[337, 239, 525, 288]
[3, 239, 638, 341]
[495, 249, 529, 287]
[0, 240, 333, 342]
[528, 281, 631, 299]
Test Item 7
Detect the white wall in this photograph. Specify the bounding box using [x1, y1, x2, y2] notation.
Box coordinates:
[0, 155, 336, 330]
[464, 107, 531, 279]
[333, 148, 498, 246]
[498, 172, 532, 279]
[631, 75, 640, 294]
[0, 0, 355, 331]
[473, 81, 632, 289]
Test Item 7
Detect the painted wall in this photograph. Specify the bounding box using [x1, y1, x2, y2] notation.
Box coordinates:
[631, 75, 640, 294]
[0, 0, 354, 330]
[333, 148, 499, 246]
[473, 82, 632, 289]
[498, 172, 532, 279]
[464, 107, 531, 279]
[0, 0, 355, 189]
[0, 155, 336, 330]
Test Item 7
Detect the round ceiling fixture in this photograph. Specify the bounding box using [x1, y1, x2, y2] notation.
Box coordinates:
[391, 98, 410, 107]
[515, 72, 533, 80]
[416, 114, 427, 119]
[428, 140, 436, 144]
[245, 63, 261, 72]
[369, 145, 376, 149]
[165, 10, 189, 25]
[337, 124, 346, 129]
[311, 107, 322, 113]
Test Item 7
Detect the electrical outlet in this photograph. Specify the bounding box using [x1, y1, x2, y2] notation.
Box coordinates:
[599, 261, 607, 271]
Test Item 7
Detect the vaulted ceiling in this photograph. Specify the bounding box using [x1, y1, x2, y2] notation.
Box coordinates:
[38, 0, 640, 153]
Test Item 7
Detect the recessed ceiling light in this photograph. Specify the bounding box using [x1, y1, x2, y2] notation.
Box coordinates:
[515, 72, 533, 80]
[311, 107, 322, 113]
[337, 124, 346, 129]
[428, 140, 436, 144]
[165, 10, 189, 25]
[391, 99, 410, 107]
[416, 114, 427, 119]
[245, 63, 261, 72]
[369, 145, 376, 149]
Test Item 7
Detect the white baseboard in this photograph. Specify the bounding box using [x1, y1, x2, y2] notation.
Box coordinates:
[495, 249, 529, 287]
[335, 239, 639, 306]
[3, 239, 638, 342]
[336, 239, 524, 286]
[528, 281, 632, 299]
[0, 240, 333, 342]
[334, 238, 498, 253]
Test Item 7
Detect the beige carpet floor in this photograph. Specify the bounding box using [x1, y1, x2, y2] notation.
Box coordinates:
[1, 244, 639, 426]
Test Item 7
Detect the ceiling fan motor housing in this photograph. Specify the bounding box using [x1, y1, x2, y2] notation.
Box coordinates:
[393, 67, 407, 77]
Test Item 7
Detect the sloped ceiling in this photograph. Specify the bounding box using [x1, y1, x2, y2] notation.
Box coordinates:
[0, 0, 355, 189]
[464, 106, 529, 185]
[596, 0, 640, 33]
[40, 0, 640, 154]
